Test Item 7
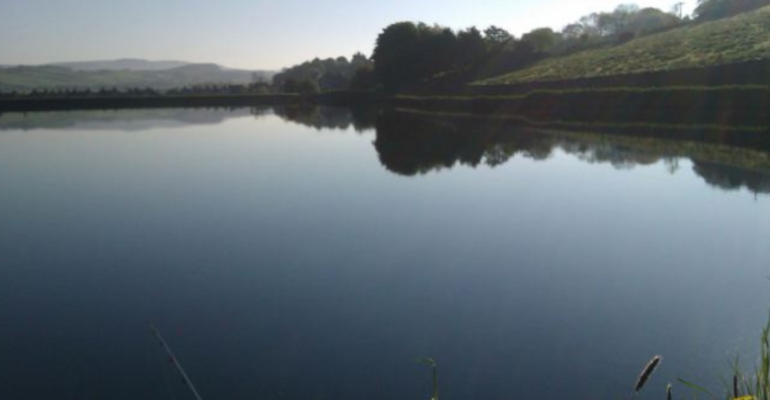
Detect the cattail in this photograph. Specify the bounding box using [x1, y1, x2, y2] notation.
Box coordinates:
[733, 374, 739, 399]
[666, 383, 672, 400]
[635, 355, 662, 393]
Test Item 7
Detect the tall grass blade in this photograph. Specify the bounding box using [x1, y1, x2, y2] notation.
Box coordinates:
[416, 357, 438, 400]
[677, 378, 716, 399]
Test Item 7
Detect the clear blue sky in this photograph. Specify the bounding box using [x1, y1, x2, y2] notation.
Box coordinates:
[0, 0, 695, 70]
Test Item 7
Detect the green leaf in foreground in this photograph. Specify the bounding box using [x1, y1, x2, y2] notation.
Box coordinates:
[677, 377, 717, 399]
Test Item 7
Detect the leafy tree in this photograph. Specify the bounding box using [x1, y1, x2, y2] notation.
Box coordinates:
[273, 53, 372, 92]
[283, 78, 300, 93]
[559, 3, 682, 52]
[350, 65, 378, 90]
[611, 4, 641, 33]
[351, 52, 370, 68]
[627, 7, 680, 33]
[455, 27, 487, 67]
[520, 28, 561, 54]
[483, 26, 514, 50]
[578, 13, 603, 37]
[297, 78, 320, 94]
[372, 22, 423, 88]
[372, 22, 460, 89]
[695, 0, 770, 20]
[562, 23, 587, 39]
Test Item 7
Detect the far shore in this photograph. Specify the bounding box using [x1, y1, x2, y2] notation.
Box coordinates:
[1, 60, 769, 128]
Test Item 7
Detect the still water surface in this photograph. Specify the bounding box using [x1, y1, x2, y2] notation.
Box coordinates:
[1, 107, 769, 400]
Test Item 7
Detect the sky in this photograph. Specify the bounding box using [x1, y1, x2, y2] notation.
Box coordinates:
[0, 0, 696, 71]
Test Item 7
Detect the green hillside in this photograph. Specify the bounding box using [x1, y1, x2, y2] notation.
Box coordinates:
[0, 64, 273, 92]
[479, 5, 770, 85]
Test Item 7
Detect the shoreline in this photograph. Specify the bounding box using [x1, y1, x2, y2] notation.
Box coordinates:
[2, 61, 769, 128]
[0, 93, 303, 112]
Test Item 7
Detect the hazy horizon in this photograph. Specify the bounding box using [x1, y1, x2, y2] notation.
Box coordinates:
[0, 0, 695, 71]
[0, 58, 268, 71]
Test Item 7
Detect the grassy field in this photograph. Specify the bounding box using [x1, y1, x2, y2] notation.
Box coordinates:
[479, 5, 770, 85]
[0, 67, 147, 90]
[0, 64, 260, 92]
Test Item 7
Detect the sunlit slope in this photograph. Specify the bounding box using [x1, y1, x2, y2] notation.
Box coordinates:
[480, 5, 770, 85]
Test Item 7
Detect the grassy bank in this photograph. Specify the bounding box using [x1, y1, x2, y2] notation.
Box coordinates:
[0, 64, 268, 92]
[480, 5, 770, 86]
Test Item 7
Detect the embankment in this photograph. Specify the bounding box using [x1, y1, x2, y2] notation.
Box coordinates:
[386, 86, 770, 127]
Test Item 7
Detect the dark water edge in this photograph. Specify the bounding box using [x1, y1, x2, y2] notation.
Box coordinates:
[388, 89, 770, 127]
[0, 93, 302, 112]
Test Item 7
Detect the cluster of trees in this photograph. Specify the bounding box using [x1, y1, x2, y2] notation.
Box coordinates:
[558, 4, 682, 50]
[0, 82, 277, 99]
[280, 78, 321, 95]
[368, 3, 691, 89]
[272, 53, 373, 94]
[372, 23, 522, 89]
[694, 0, 770, 20]
[165, 83, 272, 95]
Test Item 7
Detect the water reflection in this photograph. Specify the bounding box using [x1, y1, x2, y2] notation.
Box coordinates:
[694, 161, 770, 193]
[272, 105, 377, 132]
[2, 105, 769, 194]
[275, 106, 770, 194]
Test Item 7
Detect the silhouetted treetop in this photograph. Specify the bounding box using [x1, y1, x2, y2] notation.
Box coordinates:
[273, 53, 373, 93]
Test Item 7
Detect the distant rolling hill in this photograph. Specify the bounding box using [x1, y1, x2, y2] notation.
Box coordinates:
[48, 59, 192, 71]
[0, 59, 275, 92]
[479, 5, 770, 85]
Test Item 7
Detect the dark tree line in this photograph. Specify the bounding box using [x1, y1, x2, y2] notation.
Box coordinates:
[0, 83, 277, 99]
[372, 23, 518, 89]
[0, 87, 160, 99]
[166, 83, 272, 95]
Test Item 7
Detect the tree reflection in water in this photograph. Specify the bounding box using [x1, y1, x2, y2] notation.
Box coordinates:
[275, 106, 770, 195]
